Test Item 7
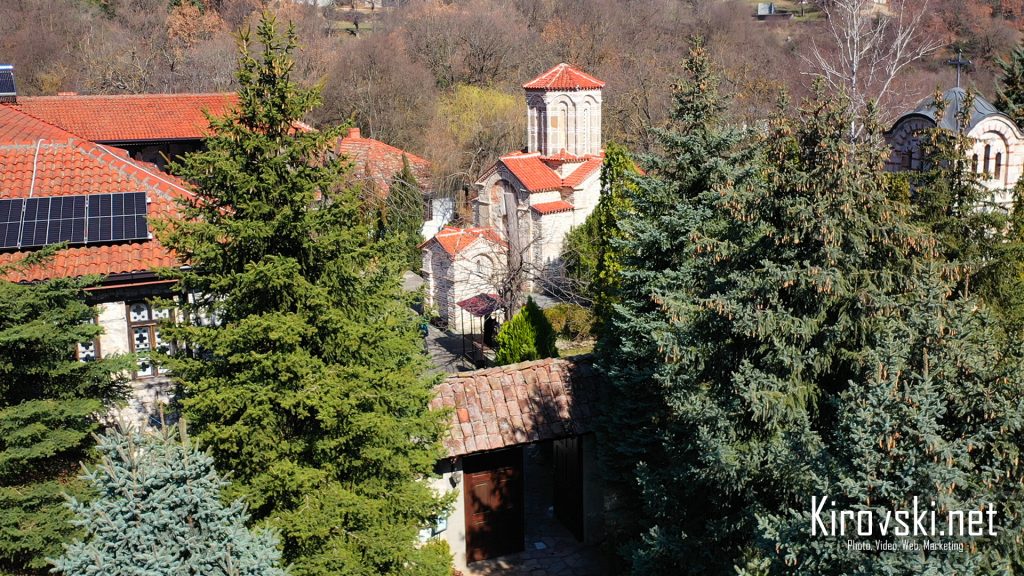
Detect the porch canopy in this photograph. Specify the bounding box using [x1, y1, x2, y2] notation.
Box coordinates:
[456, 293, 501, 317]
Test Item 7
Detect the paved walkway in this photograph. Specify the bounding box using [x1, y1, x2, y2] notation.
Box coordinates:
[425, 324, 472, 373]
[463, 444, 608, 576]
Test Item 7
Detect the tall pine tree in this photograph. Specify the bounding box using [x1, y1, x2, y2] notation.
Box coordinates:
[160, 14, 450, 576]
[562, 141, 637, 327]
[377, 155, 426, 271]
[599, 40, 1024, 576]
[0, 255, 130, 575]
[996, 43, 1024, 126]
[52, 423, 287, 576]
[908, 89, 1024, 338]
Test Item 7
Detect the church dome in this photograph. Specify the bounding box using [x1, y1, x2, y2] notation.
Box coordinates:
[904, 87, 1008, 133]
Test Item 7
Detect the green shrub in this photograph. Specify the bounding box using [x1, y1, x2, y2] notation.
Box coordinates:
[495, 297, 558, 365]
[544, 303, 595, 341]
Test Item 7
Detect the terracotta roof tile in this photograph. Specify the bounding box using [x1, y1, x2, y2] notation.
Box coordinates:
[420, 226, 505, 257]
[562, 156, 603, 188]
[435, 357, 597, 457]
[13, 93, 238, 142]
[0, 105, 191, 282]
[336, 127, 432, 194]
[499, 151, 603, 193]
[523, 63, 605, 91]
[530, 200, 574, 215]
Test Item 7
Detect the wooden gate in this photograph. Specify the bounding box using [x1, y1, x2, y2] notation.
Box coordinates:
[464, 447, 524, 562]
[553, 436, 584, 541]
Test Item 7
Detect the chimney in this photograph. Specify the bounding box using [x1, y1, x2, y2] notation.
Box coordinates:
[347, 127, 361, 139]
[0, 65, 15, 104]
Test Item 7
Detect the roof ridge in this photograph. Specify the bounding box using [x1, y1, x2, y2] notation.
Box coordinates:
[16, 91, 238, 101]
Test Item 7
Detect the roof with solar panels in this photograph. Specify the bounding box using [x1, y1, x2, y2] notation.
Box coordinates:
[0, 103, 192, 283]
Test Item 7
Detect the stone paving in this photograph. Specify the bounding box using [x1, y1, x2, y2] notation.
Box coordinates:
[463, 444, 609, 576]
[425, 323, 473, 373]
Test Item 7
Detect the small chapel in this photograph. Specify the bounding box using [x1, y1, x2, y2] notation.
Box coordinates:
[885, 87, 1024, 207]
[421, 63, 606, 331]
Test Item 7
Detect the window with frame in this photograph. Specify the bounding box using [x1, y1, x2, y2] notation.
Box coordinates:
[126, 302, 173, 377]
[75, 317, 101, 362]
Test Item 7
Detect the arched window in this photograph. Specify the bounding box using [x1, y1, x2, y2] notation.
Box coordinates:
[582, 107, 591, 154]
[473, 256, 492, 279]
[984, 144, 992, 175]
[995, 152, 1003, 179]
[972, 154, 979, 173]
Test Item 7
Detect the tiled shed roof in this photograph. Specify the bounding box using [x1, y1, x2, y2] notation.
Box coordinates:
[523, 63, 605, 91]
[0, 105, 191, 282]
[13, 93, 238, 142]
[432, 357, 597, 457]
[530, 200, 574, 215]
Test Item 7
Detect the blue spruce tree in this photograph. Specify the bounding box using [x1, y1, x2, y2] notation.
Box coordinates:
[52, 423, 287, 576]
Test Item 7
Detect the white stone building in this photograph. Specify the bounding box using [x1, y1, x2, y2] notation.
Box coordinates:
[423, 64, 607, 331]
[886, 87, 1024, 206]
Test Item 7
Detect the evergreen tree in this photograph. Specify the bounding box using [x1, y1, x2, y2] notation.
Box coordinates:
[562, 141, 637, 327]
[378, 155, 426, 271]
[909, 89, 1024, 337]
[160, 14, 450, 576]
[0, 256, 130, 575]
[52, 423, 287, 576]
[599, 40, 1024, 576]
[996, 44, 1024, 126]
[494, 297, 558, 365]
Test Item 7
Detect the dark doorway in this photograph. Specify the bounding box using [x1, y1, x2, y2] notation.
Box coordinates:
[553, 436, 584, 541]
[464, 447, 525, 562]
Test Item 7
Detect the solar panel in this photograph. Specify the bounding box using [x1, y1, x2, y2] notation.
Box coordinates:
[0, 192, 148, 251]
[0, 65, 14, 103]
[0, 199, 24, 249]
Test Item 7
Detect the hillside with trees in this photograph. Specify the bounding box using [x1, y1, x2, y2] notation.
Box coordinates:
[3, 0, 1022, 197]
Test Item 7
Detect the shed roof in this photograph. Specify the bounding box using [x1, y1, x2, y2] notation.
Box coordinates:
[432, 357, 597, 457]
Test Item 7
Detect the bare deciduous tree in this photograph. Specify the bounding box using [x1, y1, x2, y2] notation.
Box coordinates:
[806, 0, 943, 133]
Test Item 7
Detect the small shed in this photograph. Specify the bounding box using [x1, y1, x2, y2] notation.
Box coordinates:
[427, 357, 603, 570]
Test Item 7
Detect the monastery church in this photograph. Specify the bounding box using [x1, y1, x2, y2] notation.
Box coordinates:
[421, 63, 607, 331]
[885, 86, 1024, 206]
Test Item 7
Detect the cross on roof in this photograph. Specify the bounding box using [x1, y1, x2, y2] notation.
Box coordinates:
[946, 49, 972, 88]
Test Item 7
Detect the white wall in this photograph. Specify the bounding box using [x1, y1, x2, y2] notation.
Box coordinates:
[427, 458, 468, 570]
[97, 300, 174, 429]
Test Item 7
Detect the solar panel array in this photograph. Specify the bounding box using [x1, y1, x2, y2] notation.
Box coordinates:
[0, 65, 14, 103]
[0, 192, 149, 251]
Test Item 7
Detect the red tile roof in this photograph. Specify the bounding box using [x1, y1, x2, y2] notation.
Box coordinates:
[420, 226, 505, 257]
[562, 156, 603, 188]
[500, 153, 563, 192]
[523, 63, 605, 91]
[432, 357, 597, 457]
[0, 105, 191, 282]
[530, 200, 574, 215]
[13, 93, 238, 142]
[336, 127, 432, 194]
[499, 152, 603, 193]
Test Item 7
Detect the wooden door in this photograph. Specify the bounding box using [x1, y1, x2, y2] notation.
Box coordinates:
[464, 447, 524, 562]
[553, 436, 584, 541]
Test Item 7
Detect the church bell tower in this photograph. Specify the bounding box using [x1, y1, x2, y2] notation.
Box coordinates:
[523, 63, 604, 157]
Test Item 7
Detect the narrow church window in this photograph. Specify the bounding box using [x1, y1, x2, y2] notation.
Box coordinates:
[972, 154, 979, 173]
[984, 144, 991, 175]
[582, 108, 591, 154]
[995, 152, 1003, 179]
